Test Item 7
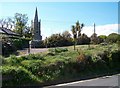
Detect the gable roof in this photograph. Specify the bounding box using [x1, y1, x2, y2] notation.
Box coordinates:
[0, 27, 19, 36]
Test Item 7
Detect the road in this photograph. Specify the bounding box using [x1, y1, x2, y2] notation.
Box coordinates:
[30, 48, 48, 54]
[46, 74, 120, 88]
[17, 48, 48, 56]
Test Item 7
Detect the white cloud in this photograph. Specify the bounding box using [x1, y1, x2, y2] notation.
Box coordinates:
[81, 24, 118, 37]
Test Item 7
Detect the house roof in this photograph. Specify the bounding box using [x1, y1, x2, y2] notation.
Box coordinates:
[0, 28, 5, 34]
[0, 27, 19, 36]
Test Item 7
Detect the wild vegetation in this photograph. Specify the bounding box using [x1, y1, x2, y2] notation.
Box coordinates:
[1, 43, 120, 86]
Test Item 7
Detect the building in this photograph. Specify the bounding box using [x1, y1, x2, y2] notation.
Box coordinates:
[31, 7, 42, 41]
[0, 27, 19, 37]
[31, 7, 42, 48]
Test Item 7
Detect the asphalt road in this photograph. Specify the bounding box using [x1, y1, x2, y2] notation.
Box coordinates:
[46, 74, 120, 88]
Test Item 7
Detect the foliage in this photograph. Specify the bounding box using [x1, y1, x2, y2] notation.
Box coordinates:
[1, 66, 41, 86]
[21, 60, 43, 74]
[2, 44, 120, 86]
[106, 33, 119, 43]
[46, 33, 73, 47]
[14, 13, 28, 37]
[25, 54, 44, 60]
[98, 35, 107, 43]
[77, 33, 90, 45]
[111, 50, 120, 67]
[2, 38, 17, 57]
[49, 48, 68, 54]
[12, 37, 30, 49]
[71, 21, 84, 50]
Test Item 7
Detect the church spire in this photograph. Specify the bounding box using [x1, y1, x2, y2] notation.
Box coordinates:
[34, 7, 38, 22]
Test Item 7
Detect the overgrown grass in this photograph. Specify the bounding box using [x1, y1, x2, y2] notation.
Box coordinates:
[1, 43, 120, 86]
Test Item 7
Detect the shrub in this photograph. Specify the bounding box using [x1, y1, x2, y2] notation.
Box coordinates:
[110, 50, 120, 68]
[22, 54, 44, 60]
[2, 41, 17, 57]
[49, 48, 68, 54]
[12, 38, 30, 50]
[1, 66, 41, 86]
[93, 58, 108, 72]
[97, 51, 110, 66]
[0, 55, 6, 64]
[21, 60, 43, 74]
[6, 55, 23, 65]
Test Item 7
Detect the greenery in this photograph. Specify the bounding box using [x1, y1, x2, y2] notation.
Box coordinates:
[14, 13, 29, 37]
[1, 66, 41, 86]
[1, 43, 120, 86]
[44, 32, 73, 47]
[71, 21, 84, 50]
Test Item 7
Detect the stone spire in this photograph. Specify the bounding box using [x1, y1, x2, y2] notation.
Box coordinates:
[34, 7, 38, 22]
[32, 7, 42, 41]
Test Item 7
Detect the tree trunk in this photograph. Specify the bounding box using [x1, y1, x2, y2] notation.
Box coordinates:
[74, 38, 76, 50]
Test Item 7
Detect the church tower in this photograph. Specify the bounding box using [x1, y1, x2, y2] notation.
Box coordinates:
[33, 7, 42, 41]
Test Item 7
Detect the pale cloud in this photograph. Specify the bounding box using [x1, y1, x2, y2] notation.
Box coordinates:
[81, 24, 118, 37]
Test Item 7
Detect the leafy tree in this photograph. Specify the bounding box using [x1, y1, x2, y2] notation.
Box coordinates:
[45, 31, 73, 47]
[98, 35, 107, 43]
[77, 33, 90, 45]
[117, 34, 120, 50]
[23, 26, 33, 39]
[62, 31, 71, 38]
[14, 13, 28, 37]
[106, 33, 119, 43]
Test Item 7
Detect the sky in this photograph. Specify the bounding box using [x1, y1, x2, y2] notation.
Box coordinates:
[0, 2, 118, 39]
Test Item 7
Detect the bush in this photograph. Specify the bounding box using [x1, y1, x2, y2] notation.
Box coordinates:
[26, 54, 44, 60]
[0, 55, 6, 64]
[110, 50, 120, 68]
[12, 38, 30, 50]
[97, 51, 110, 65]
[1, 66, 41, 86]
[6, 55, 23, 65]
[49, 48, 68, 54]
[93, 58, 108, 72]
[21, 60, 43, 75]
[2, 40, 17, 57]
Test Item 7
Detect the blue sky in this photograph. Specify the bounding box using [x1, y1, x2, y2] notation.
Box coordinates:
[0, 2, 118, 39]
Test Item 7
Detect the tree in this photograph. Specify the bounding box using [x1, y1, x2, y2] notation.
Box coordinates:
[71, 21, 84, 50]
[71, 25, 77, 50]
[76, 21, 84, 38]
[45, 31, 73, 48]
[106, 33, 119, 43]
[23, 26, 33, 39]
[14, 13, 28, 37]
[62, 31, 71, 38]
[77, 33, 90, 45]
[0, 18, 15, 29]
[98, 35, 107, 43]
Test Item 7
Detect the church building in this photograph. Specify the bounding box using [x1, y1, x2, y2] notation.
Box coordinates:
[31, 7, 42, 48]
[31, 7, 42, 41]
